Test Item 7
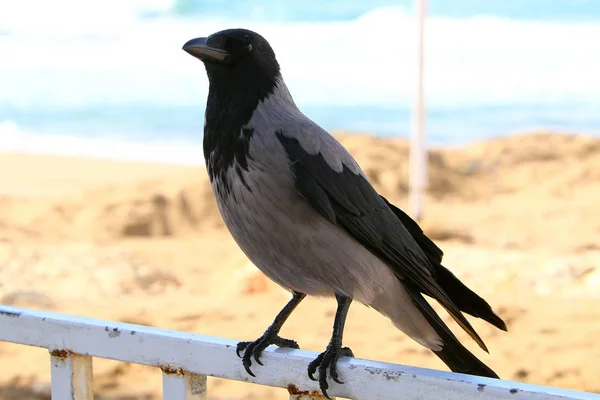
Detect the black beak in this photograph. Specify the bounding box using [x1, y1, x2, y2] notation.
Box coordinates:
[182, 37, 233, 64]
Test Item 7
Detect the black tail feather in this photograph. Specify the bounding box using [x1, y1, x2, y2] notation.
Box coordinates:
[405, 284, 500, 379]
[434, 264, 507, 331]
[381, 195, 507, 332]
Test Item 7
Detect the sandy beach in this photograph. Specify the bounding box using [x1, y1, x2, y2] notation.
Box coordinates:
[1, 131, 600, 399]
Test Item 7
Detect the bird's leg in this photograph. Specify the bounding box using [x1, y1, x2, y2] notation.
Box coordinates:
[308, 294, 354, 399]
[236, 291, 306, 376]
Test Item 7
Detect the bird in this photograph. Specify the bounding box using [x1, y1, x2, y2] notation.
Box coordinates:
[182, 28, 507, 398]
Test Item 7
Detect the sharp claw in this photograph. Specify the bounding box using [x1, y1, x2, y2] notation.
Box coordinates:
[308, 364, 317, 381]
[330, 368, 344, 384]
[241, 341, 258, 376]
[319, 366, 330, 399]
[317, 356, 331, 399]
[254, 349, 264, 366]
[242, 358, 256, 377]
[307, 353, 323, 381]
[236, 342, 248, 358]
[330, 360, 344, 384]
[331, 348, 350, 384]
[307, 345, 354, 397]
[237, 334, 300, 377]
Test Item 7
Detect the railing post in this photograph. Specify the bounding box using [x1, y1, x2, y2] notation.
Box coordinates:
[162, 368, 207, 400]
[50, 350, 94, 399]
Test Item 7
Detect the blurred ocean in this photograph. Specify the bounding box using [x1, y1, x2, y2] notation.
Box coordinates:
[1, 0, 600, 164]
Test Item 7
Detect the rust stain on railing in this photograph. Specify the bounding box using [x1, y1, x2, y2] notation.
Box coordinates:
[287, 383, 329, 400]
[49, 349, 72, 358]
[160, 364, 185, 375]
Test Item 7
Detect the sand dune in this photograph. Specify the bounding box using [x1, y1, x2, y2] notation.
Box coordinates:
[0, 131, 599, 399]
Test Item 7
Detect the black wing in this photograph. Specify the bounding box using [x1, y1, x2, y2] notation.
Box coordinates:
[277, 133, 491, 351]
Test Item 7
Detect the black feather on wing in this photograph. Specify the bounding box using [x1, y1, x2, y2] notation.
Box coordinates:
[379, 196, 443, 263]
[277, 133, 492, 351]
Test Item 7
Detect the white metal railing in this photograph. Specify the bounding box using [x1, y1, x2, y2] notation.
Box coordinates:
[0, 305, 598, 400]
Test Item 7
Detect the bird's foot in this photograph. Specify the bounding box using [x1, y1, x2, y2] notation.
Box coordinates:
[307, 344, 354, 399]
[236, 333, 300, 377]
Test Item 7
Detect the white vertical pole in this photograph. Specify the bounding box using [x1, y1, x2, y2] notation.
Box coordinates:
[409, 0, 428, 221]
[162, 371, 207, 400]
[50, 352, 94, 400]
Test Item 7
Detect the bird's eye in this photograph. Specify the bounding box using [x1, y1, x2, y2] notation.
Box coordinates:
[225, 38, 246, 54]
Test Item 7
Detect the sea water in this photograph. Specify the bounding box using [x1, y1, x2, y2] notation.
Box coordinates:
[1, 0, 599, 164]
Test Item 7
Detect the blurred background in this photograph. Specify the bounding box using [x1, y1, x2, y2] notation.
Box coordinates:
[1, 0, 600, 399]
[2, 0, 600, 161]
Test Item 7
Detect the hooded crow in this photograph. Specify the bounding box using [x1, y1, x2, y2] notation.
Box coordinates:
[182, 28, 507, 398]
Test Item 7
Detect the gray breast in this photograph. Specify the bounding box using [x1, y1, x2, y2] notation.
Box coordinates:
[211, 131, 395, 304]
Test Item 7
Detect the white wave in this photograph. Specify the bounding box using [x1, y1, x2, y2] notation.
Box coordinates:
[1, 5, 600, 109]
[0, 120, 204, 165]
[0, 0, 174, 37]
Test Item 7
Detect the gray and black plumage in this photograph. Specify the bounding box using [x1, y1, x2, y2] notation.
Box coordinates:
[182, 28, 507, 398]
